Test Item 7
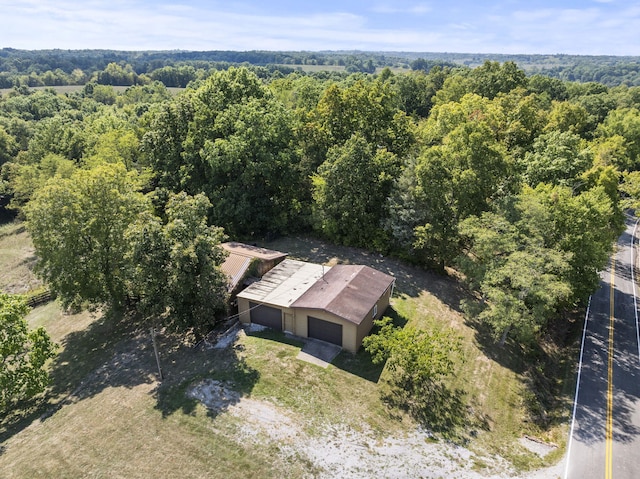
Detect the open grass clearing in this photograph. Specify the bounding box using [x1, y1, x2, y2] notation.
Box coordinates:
[0, 221, 41, 294]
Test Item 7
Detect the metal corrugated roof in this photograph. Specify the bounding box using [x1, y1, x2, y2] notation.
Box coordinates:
[291, 265, 395, 325]
[220, 254, 252, 290]
[237, 259, 329, 308]
[221, 242, 287, 261]
[220, 242, 287, 290]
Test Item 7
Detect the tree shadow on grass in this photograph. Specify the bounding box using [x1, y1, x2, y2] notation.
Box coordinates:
[1, 307, 260, 450]
[332, 349, 385, 383]
[153, 341, 260, 420]
[463, 306, 580, 434]
[383, 381, 485, 442]
[46, 310, 152, 401]
[463, 313, 528, 375]
[1, 307, 150, 447]
[0, 395, 51, 450]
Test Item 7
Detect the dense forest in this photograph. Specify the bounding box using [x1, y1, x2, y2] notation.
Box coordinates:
[2, 48, 640, 88]
[2, 52, 640, 350]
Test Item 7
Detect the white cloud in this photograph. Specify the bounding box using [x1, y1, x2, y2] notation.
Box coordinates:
[0, 0, 638, 54]
[486, 5, 640, 55]
[0, 1, 368, 50]
[372, 3, 431, 15]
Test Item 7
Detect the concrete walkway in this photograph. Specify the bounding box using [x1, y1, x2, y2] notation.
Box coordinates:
[294, 337, 342, 368]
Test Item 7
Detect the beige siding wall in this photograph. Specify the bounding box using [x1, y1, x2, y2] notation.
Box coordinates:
[356, 282, 394, 348]
[238, 297, 252, 324]
[356, 310, 375, 350]
[238, 280, 394, 353]
[283, 312, 295, 333]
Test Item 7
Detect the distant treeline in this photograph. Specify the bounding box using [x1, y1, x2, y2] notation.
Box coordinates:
[1, 48, 640, 89]
[0, 49, 413, 88]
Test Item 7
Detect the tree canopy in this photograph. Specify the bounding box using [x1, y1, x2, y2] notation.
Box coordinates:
[25, 163, 148, 309]
[0, 59, 635, 346]
[0, 293, 57, 414]
[126, 192, 228, 336]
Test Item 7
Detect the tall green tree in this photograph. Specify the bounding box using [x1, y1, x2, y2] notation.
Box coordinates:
[521, 131, 593, 188]
[590, 135, 631, 171]
[389, 117, 510, 269]
[25, 115, 85, 163]
[197, 98, 302, 237]
[5, 153, 76, 208]
[458, 210, 571, 344]
[524, 184, 621, 302]
[142, 94, 194, 190]
[312, 133, 400, 248]
[527, 75, 568, 101]
[494, 88, 548, 152]
[0, 125, 18, 167]
[468, 61, 527, 100]
[25, 163, 148, 309]
[544, 101, 590, 137]
[459, 181, 620, 344]
[390, 70, 440, 118]
[144, 67, 302, 237]
[1, 293, 57, 414]
[597, 108, 640, 169]
[621, 170, 640, 211]
[304, 78, 414, 171]
[126, 192, 228, 335]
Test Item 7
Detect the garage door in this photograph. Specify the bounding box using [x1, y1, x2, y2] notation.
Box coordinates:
[308, 316, 342, 346]
[249, 302, 282, 331]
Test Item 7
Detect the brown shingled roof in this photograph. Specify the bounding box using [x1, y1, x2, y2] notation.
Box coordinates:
[291, 265, 395, 325]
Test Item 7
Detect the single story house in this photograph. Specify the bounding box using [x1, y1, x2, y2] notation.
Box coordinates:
[237, 259, 395, 353]
[220, 242, 287, 294]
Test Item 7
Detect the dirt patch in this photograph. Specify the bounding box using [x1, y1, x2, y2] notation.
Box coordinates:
[187, 379, 241, 411]
[187, 380, 565, 479]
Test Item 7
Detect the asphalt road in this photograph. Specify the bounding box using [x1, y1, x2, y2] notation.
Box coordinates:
[565, 215, 640, 479]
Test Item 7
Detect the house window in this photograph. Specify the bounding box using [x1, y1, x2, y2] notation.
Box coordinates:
[373, 304, 378, 318]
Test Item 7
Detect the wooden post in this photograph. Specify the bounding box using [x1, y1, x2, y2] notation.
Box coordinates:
[151, 328, 163, 380]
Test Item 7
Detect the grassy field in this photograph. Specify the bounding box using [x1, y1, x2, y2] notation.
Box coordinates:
[0, 223, 574, 477]
[0, 221, 42, 294]
[274, 64, 410, 74]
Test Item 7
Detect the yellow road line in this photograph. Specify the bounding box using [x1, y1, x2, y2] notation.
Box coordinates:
[606, 262, 615, 479]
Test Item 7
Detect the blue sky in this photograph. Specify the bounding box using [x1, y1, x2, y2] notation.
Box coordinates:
[0, 0, 639, 55]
